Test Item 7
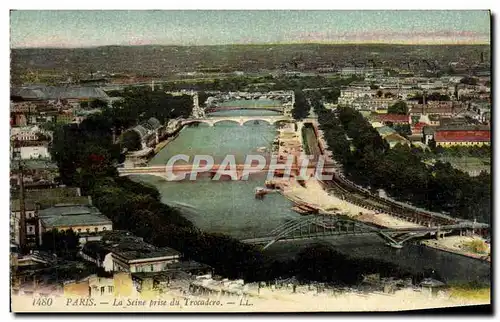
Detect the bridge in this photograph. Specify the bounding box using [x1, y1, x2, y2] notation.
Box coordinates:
[182, 115, 294, 127]
[118, 163, 336, 180]
[205, 106, 284, 114]
[240, 215, 489, 250]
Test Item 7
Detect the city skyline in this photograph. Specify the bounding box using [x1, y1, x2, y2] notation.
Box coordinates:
[10, 10, 491, 48]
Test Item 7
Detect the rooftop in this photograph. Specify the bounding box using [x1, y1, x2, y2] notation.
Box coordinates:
[434, 130, 490, 143]
[371, 114, 409, 123]
[12, 187, 81, 200]
[39, 204, 111, 228]
[82, 231, 181, 262]
[10, 199, 37, 212]
[376, 126, 396, 137]
[11, 86, 109, 100]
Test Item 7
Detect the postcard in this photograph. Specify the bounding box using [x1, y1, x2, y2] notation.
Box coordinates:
[9, 9, 491, 313]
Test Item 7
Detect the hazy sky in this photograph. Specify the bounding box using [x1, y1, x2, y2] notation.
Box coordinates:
[10, 10, 491, 48]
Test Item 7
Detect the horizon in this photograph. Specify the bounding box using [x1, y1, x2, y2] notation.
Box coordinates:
[10, 10, 491, 48]
[11, 42, 492, 50]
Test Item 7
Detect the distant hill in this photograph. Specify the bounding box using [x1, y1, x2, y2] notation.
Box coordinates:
[10, 44, 490, 84]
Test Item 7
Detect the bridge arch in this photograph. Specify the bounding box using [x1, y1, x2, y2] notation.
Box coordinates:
[183, 119, 213, 127]
[242, 119, 273, 126]
[206, 106, 284, 114]
[274, 119, 295, 126]
[212, 119, 242, 126]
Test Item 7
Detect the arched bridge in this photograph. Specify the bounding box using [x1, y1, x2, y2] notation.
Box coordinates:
[241, 216, 489, 250]
[117, 163, 336, 181]
[205, 106, 284, 114]
[182, 116, 294, 127]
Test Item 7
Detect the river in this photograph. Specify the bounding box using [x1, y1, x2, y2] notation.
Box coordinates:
[129, 104, 491, 284]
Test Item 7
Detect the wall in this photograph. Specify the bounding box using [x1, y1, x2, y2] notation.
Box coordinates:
[56, 223, 113, 234]
[88, 276, 115, 298]
[130, 258, 179, 273]
[436, 141, 490, 147]
[64, 281, 89, 297]
[10, 210, 37, 245]
[110, 254, 180, 273]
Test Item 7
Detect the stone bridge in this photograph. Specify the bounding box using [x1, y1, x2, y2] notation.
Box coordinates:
[205, 106, 284, 114]
[182, 116, 295, 127]
[117, 163, 336, 181]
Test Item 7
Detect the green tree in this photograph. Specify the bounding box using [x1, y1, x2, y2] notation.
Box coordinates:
[89, 98, 109, 109]
[394, 124, 412, 138]
[41, 229, 79, 259]
[121, 130, 142, 152]
[388, 101, 408, 115]
[460, 77, 478, 85]
[291, 90, 309, 120]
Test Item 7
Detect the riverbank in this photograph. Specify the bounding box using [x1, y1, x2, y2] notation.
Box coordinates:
[278, 118, 490, 263]
[422, 236, 491, 262]
[154, 127, 183, 154]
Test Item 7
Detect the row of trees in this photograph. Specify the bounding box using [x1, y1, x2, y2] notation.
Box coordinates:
[311, 99, 491, 223]
[431, 144, 491, 159]
[160, 75, 361, 94]
[105, 87, 193, 132]
[292, 90, 309, 120]
[407, 92, 451, 104]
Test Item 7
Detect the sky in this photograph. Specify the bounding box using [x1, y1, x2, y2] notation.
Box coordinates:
[10, 10, 491, 48]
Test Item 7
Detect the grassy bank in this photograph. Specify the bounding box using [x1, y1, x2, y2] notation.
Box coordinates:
[447, 282, 491, 302]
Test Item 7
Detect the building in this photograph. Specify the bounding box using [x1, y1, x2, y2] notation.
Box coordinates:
[10, 127, 41, 141]
[377, 129, 410, 149]
[351, 97, 398, 113]
[10, 160, 60, 190]
[16, 144, 51, 160]
[371, 113, 410, 125]
[428, 125, 491, 147]
[80, 231, 181, 274]
[38, 204, 112, 244]
[63, 272, 137, 298]
[10, 199, 39, 247]
[340, 67, 384, 76]
[123, 117, 164, 150]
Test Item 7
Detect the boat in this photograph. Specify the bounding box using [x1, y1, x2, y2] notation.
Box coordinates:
[264, 180, 277, 189]
[292, 202, 320, 215]
[255, 187, 276, 199]
[291, 206, 310, 215]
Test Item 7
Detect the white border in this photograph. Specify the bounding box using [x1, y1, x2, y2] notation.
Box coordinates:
[2, 1, 497, 321]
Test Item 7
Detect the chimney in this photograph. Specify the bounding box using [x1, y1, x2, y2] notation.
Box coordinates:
[18, 163, 27, 252]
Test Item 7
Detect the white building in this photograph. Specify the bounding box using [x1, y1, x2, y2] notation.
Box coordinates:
[18, 145, 51, 160]
[80, 231, 182, 274]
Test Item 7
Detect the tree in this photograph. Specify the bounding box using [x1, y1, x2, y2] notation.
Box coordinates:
[89, 99, 109, 109]
[41, 229, 79, 259]
[291, 90, 309, 120]
[121, 130, 142, 152]
[388, 101, 408, 115]
[460, 77, 478, 86]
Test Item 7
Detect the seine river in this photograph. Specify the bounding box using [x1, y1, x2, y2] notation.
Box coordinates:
[129, 103, 490, 284]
